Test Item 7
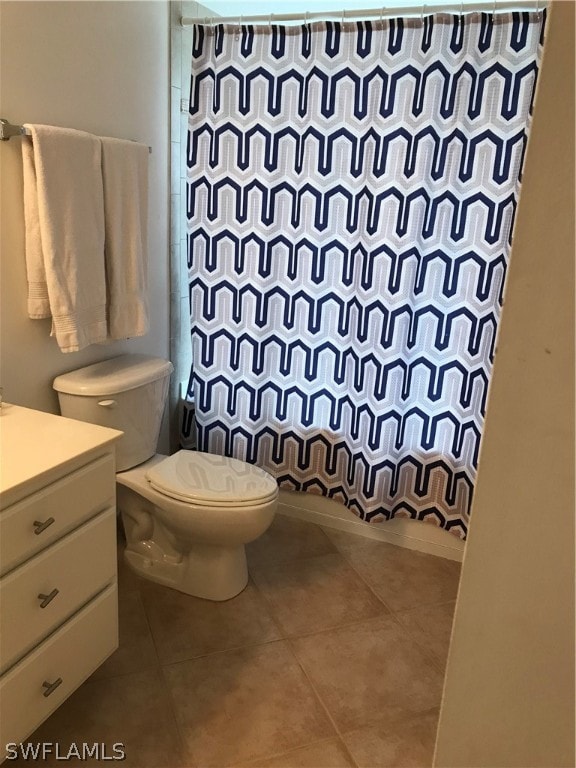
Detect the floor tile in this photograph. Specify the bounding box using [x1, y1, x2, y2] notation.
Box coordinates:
[245, 738, 356, 767]
[290, 616, 444, 732]
[323, 527, 461, 612]
[251, 552, 388, 636]
[395, 601, 457, 671]
[343, 709, 439, 768]
[140, 579, 282, 665]
[11, 669, 184, 767]
[246, 515, 338, 569]
[163, 640, 335, 767]
[92, 588, 158, 680]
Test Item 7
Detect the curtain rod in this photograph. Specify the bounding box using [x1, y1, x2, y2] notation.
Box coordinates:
[181, 0, 544, 25]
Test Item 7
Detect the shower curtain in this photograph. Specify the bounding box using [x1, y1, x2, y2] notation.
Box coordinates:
[182, 11, 545, 538]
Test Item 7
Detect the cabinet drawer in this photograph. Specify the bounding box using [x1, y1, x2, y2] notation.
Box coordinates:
[0, 454, 115, 577]
[0, 508, 116, 674]
[0, 582, 118, 760]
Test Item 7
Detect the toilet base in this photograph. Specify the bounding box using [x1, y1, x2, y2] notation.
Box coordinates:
[123, 540, 249, 601]
[115, 462, 276, 602]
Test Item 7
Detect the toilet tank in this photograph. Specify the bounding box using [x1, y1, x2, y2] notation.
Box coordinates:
[53, 355, 173, 471]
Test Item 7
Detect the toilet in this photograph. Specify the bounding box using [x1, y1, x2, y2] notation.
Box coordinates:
[53, 354, 278, 601]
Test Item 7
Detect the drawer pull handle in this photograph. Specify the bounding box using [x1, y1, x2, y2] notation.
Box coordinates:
[37, 588, 59, 608]
[33, 517, 55, 535]
[42, 678, 63, 698]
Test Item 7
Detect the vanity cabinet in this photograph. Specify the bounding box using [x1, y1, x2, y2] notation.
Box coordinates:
[0, 404, 122, 761]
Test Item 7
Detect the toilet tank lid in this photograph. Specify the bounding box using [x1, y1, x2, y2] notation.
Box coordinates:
[53, 355, 173, 396]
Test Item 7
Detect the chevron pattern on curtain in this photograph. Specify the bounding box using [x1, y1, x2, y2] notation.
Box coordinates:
[183, 12, 545, 538]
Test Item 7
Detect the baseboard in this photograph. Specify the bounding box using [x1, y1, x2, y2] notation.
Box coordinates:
[277, 490, 465, 563]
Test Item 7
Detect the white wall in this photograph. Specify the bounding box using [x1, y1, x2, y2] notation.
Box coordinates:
[201, 0, 397, 16]
[200, 0, 504, 19]
[434, 2, 575, 765]
[0, 1, 170, 415]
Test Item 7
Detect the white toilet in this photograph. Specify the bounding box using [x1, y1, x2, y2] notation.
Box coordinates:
[53, 354, 278, 601]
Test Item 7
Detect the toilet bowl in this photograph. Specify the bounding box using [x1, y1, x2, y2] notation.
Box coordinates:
[116, 451, 277, 600]
[53, 355, 278, 601]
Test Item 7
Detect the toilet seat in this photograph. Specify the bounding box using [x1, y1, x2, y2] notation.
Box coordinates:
[145, 450, 278, 507]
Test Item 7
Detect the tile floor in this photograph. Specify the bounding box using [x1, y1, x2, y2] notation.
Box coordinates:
[18, 515, 461, 768]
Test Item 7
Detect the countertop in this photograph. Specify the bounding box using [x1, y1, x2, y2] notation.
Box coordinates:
[0, 403, 122, 508]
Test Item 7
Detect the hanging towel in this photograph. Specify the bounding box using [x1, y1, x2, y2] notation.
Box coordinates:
[100, 137, 149, 340]
[22, 124, 107, 352]
[22, 137, 50, 319]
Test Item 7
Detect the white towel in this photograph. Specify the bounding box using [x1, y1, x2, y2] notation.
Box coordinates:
[22, 137, 50, 319]
[101, 137, 149, 340]
[22, 124, 107, 352]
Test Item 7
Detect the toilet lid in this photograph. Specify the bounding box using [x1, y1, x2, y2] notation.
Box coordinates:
[145, 450, 278, 506]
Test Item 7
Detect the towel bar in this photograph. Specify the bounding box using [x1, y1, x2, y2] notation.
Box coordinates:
[0, 119, 26, 140]
[0, 118, 152, 152]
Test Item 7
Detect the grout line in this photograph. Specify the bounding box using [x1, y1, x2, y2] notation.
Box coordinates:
[246, 572, 291, 640]
[154, 664, 191, 768]
[241, 735, 355, 768]
[134, 581, 289, 668]
[391, 607, 455, 677]
[283, 619, 445, 768]
[139, 602, 279, 666]
[322, 526, 462, 616]
[248, 556, 391, 635]
[156, 638, 292, 677]
[282, 634, 360, 768]
[324, 533, 456, 677]
[318, 532, 399, 615]
[154, 636, 288, 667]
[122, 545, 191, 766]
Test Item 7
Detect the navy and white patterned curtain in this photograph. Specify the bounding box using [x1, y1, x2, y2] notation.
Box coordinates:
[183, 12, 545, 539]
